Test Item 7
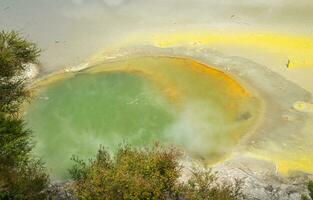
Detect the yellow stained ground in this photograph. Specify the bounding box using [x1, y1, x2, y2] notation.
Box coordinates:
[142, 30, 313, 68]
[90, 29, 313, 93]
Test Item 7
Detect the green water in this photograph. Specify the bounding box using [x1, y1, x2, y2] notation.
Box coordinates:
[26, 72, 175, 179]
[26, 57, 260, 180]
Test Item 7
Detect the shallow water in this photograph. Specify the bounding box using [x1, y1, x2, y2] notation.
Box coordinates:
[26, 57, 260, 179]
[27, 72, 175, 179]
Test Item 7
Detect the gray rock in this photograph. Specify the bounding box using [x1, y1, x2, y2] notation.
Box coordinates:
[46, 181, 76, 200]
[211, 156, 311, 200]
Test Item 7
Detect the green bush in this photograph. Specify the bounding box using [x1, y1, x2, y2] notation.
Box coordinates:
[70, 145, 242, 200]
[0, 113, 49, 199]
[70, 144, 182, 200]
[0, 31, 40, 114]
[0, 114, 31, 167]
[0, 158, 49, 200]
[0, 31, 49, 199]
[181, 170, 242, 200]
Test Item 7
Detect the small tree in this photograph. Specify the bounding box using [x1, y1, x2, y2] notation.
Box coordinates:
[0, 31, 49, 199]
[0, 30, 40, 114]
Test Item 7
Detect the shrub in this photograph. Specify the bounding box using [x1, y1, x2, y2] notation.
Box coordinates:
[0, 159, 49, 200]
[70, 144, 182, 200]
[0, 31, 49, 199]
[181, 170, 242, 200]
[0, 31, 40, 114]
[70, 144, 242, 200]
[0, 113, 49, 199]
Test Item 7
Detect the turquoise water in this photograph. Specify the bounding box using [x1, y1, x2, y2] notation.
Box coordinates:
[26, 72, 175, 179]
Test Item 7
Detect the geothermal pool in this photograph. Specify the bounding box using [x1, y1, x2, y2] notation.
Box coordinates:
[26, 57, 260, 179]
